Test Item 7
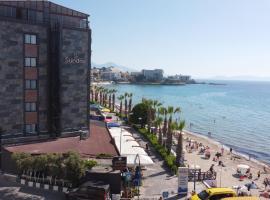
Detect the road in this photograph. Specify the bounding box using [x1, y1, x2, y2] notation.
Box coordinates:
[0, 173, 65, 200]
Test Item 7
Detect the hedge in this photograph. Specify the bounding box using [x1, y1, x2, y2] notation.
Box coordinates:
[133, 126, 178, 174]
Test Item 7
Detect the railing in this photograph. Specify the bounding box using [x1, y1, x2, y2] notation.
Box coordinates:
[188, 169, 217, 181]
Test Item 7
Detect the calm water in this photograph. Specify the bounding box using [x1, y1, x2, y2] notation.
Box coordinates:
[106, 80, 270, 164]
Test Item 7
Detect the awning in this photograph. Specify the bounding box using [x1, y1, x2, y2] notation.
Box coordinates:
[123, 154, 154, 167]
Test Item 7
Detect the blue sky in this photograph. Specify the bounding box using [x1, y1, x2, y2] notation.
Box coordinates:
[53, 0, 270, 79]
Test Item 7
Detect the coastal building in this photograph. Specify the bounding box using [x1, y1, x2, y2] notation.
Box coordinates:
[167, 75, 191, 82]
[0, 1, 91, 143]
[100, 66, 122, 81]
[142, 69, 164, 82]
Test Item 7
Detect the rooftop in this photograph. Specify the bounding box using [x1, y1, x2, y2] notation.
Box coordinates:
[4, 120, 119, 157]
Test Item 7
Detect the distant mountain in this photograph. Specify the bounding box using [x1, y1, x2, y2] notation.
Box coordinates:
[91, 62, 137, 73]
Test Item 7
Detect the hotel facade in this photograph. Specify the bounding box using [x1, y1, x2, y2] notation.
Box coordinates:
[0, 1, 91, 143]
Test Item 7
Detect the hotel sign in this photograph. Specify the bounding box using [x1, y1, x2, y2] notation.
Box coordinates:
[64, 52, 85, 64]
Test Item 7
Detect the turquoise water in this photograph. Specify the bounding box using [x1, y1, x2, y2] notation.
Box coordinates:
[106, 81, 270, 164]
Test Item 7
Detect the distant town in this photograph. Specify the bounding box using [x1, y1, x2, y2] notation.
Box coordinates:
[91, 66, 196, 85]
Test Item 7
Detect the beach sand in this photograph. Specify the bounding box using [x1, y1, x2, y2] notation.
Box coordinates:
[179, 130, 270, 199]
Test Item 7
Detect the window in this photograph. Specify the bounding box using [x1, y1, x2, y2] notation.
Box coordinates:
[25, 124, 36, 133]
[25, 80, 37, 89]
[24, 34, 36, 44]
[24, 57, 36, 67]
[25, 102, 36, 112]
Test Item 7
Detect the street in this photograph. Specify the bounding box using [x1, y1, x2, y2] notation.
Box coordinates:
[0, 174, 65, 200]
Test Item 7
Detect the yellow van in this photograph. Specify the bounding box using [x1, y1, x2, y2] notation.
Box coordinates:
[221, 197, 259, 200]
[191, 188, 237, 200]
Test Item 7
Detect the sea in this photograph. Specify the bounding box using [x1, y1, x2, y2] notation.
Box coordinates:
[106, 80, 270, 165]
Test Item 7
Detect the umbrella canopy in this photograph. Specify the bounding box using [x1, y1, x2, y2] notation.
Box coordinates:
[245, 183, 258, 189]
[189, 164, 201, 169]
[101, 108, 110, 112]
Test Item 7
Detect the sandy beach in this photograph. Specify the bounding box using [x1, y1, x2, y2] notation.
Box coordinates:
[179, 130, 270, 198]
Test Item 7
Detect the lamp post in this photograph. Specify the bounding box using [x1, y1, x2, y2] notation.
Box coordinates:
[120, 128, 123, 155]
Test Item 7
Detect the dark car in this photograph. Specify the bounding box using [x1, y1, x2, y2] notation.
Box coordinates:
[66, 181, 110, 200]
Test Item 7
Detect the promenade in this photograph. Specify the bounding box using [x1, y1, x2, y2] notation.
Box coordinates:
[126, 127, 205, 199]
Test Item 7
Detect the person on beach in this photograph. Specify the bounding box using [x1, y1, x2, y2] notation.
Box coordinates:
[209, 164, 215, 174]
[257, 170, 261, 179]
[230, 147, 233, 154]
[221, 147, 224, 155]
[263, 178, 269, 189]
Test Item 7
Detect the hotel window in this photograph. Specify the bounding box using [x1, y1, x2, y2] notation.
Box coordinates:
[25, 102, 36, 112]
[24, 57, 36, 67]
[25, 80, 37, 89]
[25, 124, 37, 133]
[24, 34, 36, 44]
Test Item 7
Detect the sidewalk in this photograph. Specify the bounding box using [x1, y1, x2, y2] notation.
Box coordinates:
[126, 127, 205, 199]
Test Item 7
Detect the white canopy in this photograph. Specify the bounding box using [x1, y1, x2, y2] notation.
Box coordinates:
[108, 127, 154, 167]
[123, 154, 154, 167]
[237, 164, 250, 169]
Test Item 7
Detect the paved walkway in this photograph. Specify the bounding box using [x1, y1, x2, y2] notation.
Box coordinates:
[125, 127, 206, 200]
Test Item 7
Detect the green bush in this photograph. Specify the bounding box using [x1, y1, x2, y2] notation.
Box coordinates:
[84, 160, 98, 169]
[12, 151, 95, 186]
[135, 126, 178, 174]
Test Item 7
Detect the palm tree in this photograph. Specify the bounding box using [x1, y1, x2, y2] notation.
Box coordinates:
[155, 117, 163, 145]
[161, 107, 168, 146]
[124, 92, 129, 118]
[175, 120, 185, 167]
[117, 95, 124, 116]
[94, 86, 99, 102]
[142, 98, 154, 132]
[166, 106, 181, 154]
[153, 101, 162, 134]
[108, 90, 112, 109]
[128, 93, 133, 114]
[99, 87, 104, 105]
[90, 86, 94, 102]
[112, 89, 117, 111]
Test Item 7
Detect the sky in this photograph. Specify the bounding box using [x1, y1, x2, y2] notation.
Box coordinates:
[52, 0, 270, 79]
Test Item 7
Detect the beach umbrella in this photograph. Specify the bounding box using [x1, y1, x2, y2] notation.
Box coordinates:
[245, 183, 258, 189]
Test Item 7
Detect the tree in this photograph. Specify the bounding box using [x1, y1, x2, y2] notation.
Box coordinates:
[128, 93, 133, 114]
[155, 117, 163, 145]
[153, 100, 162, 134]
[124, 92, 129, 118]
[64, 151, 86, 186]
[108, 90, 112, 109]
[175, 120, 185, 167]
[160, 107, 168, 147]
[112, 89, 117, 111]
[166, 106, 181, 154]
[142, 98, 154, 132]
[117, 95, 124, 116]
[129, 103, 148, 127]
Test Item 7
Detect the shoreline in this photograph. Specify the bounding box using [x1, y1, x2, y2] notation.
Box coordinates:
[183, 129, 270, 169]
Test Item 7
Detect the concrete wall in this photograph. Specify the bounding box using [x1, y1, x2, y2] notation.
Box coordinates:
[60, 28, 90, 131]
[0, 20, 48, 136]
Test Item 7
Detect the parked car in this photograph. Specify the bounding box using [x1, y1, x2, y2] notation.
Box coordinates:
[191, 188, 237, 200]
[66, 181, 110, 200]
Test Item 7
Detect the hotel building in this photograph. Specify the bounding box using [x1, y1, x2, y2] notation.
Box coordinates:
[0, 1, 91, 143]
